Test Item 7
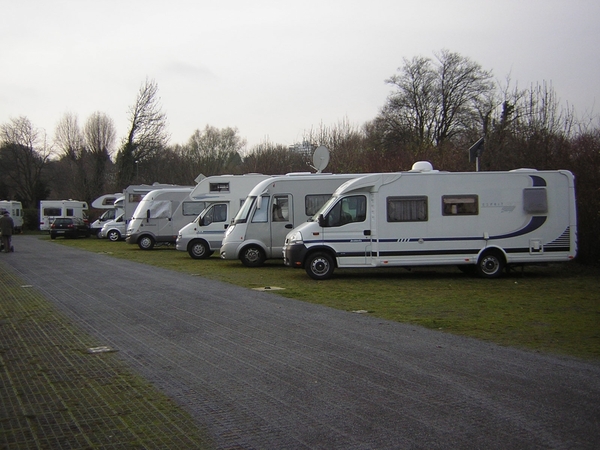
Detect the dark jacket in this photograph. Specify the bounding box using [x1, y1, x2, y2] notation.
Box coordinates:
[0, 215, 14, 236]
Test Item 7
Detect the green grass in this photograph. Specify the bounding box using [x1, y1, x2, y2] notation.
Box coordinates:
[50, 235, 600, 360]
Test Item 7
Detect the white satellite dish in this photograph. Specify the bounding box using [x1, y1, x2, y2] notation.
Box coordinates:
[312, 146, 330, 173]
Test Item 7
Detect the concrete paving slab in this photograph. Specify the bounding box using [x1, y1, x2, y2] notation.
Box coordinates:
[2, 235, 599, 449]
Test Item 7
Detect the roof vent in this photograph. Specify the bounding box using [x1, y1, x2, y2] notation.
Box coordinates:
[410, 161, 434, 172]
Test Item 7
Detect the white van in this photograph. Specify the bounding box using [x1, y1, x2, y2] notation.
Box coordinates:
[39, 200, 88, 231]
[219, 173, 362, 267]
[283, 161, 577, 279]
[176, 174, 271, 259]
[0, 200, 23, 232]
[125, 187, 206, 249]
[98, 213, 126, 241]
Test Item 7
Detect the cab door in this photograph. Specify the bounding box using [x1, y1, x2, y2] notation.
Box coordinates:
[320, 195, 371, 266]
[270, 194, 293, 258]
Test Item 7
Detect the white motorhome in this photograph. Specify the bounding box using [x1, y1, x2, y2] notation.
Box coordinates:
[90, 193, 124, 235]
[283, 161, 577, 280]
[122, 183, 185, 224]
[176, 174, 271, 259]
[219, 173, 363, 267]
[0, 200, 23, 233]
[39, 200, 89, 231]
[125, 187, 206, 249]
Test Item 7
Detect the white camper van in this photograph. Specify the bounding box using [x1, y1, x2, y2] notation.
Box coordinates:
[90, 193, 124, 236]
[0, 200, 23, 233]
[176, 174, 271, 259]
[122, 184, 185, 224]
[125, 187, 206, 249]
[39, 200, 89, 231]
[98, 213, 126, 241]
[219, 173, 362, 267]
[283, 161, 577, 280]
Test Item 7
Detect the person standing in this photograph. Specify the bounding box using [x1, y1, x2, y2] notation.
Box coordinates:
[0, 210, 14, 253]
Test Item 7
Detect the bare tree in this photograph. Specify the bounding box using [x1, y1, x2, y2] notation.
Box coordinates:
[54, 113, 84, 160]
[116, 78, 169, 187]
[0, 116, 51, 207]
[241, 139, 306, 174]
[84, 112, 116, 197]
[382, 50, 495, 148]
[178, 125, 245, 178]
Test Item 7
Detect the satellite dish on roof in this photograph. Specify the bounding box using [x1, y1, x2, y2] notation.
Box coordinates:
[312, 146, 330, 173]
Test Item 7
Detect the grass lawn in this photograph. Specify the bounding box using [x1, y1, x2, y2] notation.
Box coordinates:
[50, 235, 600, 360]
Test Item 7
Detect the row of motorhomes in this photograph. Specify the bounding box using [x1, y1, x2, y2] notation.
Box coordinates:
[40, 157, 578, 279]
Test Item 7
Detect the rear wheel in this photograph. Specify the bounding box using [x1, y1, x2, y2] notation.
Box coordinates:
[188, 240, 212, 259]
[107, 230, 121, 242]
[477, 250, 505, 278]
[240, 246, 266, 267]
[50, 233, 56, 240]
[305, 252, 335, 280]
[138, 235, 155, 250]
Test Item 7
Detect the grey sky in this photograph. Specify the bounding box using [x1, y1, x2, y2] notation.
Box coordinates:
[1, 0, 598, 151]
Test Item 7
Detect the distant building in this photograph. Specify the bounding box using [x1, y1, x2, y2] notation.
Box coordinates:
[288, 141, 313, 158]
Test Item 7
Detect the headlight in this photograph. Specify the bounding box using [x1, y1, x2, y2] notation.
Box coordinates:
[287, 231, 303, 245]
[224, 224, 235, 238]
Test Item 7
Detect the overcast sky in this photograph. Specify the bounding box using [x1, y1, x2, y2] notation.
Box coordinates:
[1, 0, 598, 151]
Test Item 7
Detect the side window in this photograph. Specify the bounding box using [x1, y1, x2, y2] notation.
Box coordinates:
[251, 195, 270, 223]
[324, 196, 366, 227]
[272, 195, 289, 222]
[209, 182, 230, 193]
[523, 188, 548, 213]
[44, 207, 61, 216]
[213, 204, 227, 222]
[387, 196, 428, 222]
[305, 194, 331, 216]
[182, 201, 206, 216]
[66, 208, 74, 216]
[442, 195, 478, 216]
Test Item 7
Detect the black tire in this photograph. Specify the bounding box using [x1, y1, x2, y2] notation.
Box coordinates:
[188, 239, 212, 259]
[50, 233, 56, 240]
[107, 230, 121, 242]
[240, 245, 266, 267]
[477, 250, 505, 278]
[305, 252, 335, 280]
[138, 235, 155, 250]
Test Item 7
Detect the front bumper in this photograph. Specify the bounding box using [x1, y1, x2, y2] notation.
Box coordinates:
[219, 241, 240, 260]
[283, 243, 309, 268]
[176, 236, 192, 251]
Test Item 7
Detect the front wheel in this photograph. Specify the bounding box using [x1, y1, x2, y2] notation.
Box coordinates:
[107, 230, 121, 242]
[305, 252, 335, 280]
[188, 240, 212, 259]
[240, 246, 266, 267]
[477, 251, 505, 278]
[138, 235, 155, 250]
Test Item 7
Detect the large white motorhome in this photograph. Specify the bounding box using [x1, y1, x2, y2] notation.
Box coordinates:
[0, 200, 23, 232]
[90, 193, 124, 236]
[283, 161, 577, 279]
[176, 174, 271, 259]
[219, 173, 363, 267]
[39, 200, 89, 231]
[125, 187, 206, 249]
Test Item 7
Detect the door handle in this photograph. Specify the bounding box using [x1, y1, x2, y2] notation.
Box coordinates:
[363, 230, 371, 236]
[285, 224, 293, 229]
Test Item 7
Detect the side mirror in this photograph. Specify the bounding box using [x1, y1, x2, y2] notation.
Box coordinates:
[146, 209, 150, 223]
[318, 214, 325, 227]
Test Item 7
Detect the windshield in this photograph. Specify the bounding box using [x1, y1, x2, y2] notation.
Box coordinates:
[309, 195, 339, 221]
[233, 196, 256, 224]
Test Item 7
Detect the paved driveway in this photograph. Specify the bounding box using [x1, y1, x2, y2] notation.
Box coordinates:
[3, 235, 599, 449]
